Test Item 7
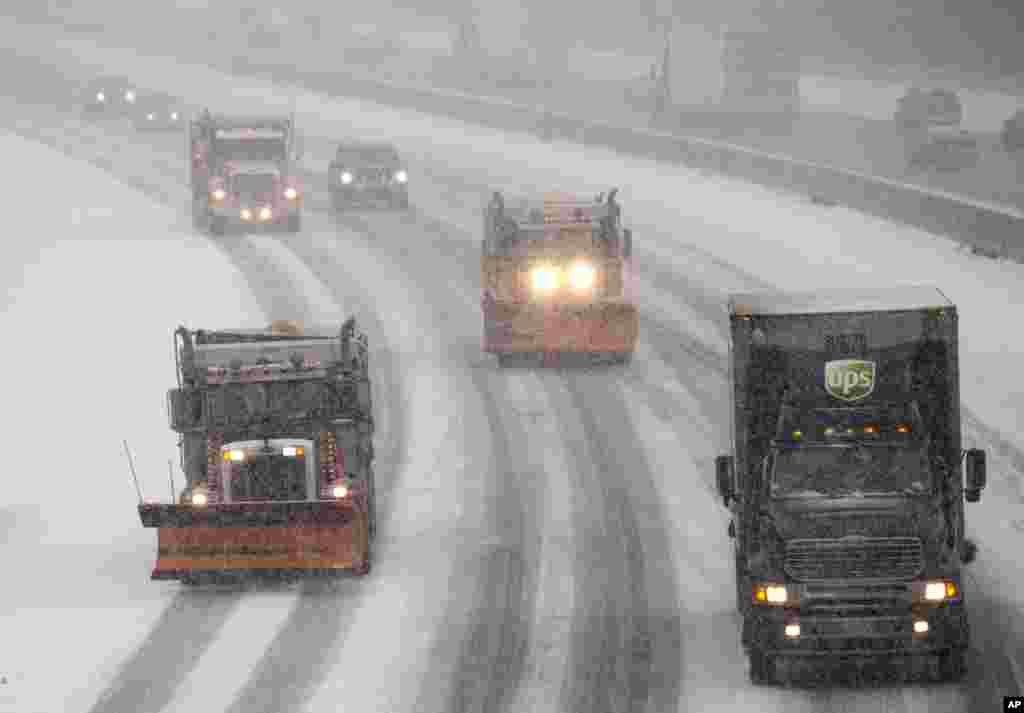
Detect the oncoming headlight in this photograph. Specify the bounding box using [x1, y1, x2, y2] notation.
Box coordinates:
[916, 580, 958, 602]
[333, 485, 349, 498]
[340, 171, 353, 185]
[211, 188, 226, 201]
[753, 583, 793, 606]
[283, 186, 298, 200]
[96, 91, 105, 102]
[191, 490, 208, 506]
[530, 265, 561, 292]
[394, 169, 408, 183]
[225, 449, 245, 462]
[567, 261, 596, 291]
[124, 90, 135, 103]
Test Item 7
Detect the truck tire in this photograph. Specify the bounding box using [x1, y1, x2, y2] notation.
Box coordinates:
[939, 648, 967, 681]
[748, 649, 774, 685]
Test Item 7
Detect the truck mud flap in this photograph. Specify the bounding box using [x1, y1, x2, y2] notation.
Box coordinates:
[139, 502, 368, 580]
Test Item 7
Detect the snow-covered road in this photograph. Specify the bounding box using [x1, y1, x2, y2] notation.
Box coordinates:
[0, 35, 1021, 713]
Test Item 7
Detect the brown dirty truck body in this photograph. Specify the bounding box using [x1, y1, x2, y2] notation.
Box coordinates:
[480, 189, 637, 366]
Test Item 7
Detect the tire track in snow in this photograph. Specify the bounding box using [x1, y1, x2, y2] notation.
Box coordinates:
[320, 210, 539, 713]
[348, 188, 686, 710]
[218, 219, 414, 713]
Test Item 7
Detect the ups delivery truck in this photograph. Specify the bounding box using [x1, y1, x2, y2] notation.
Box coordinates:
[715, 286, 986, 684]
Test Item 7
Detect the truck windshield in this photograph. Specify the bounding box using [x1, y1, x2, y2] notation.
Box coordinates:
[229, 450, 307, 502]
[770, 443, 930, 498]
[216, 139, 286, 162]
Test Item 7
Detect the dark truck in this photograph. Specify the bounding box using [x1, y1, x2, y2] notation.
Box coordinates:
[715, 286, 986, 684]
[139, 319, 376, 583]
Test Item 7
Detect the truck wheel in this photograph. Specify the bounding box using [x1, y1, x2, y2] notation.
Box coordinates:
[748, 650, 774, 685]
[939, 648, 967, 681]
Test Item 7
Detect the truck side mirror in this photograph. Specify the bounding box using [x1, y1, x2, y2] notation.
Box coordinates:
[964, 449, 986, 502]
[715, 455, 735, 507]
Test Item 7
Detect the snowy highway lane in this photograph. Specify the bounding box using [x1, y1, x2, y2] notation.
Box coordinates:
[0, 43, 1021, 713]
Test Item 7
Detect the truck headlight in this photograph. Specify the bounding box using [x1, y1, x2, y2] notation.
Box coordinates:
[567, 261, 596, 291]
[340, 171, 353, 185]
[753, 583, 793, 605]
[211, 188, 226, 201]
[171, 112, 178, 120]
[147, 113, 155, 121]
[124, 90, 135, 103]
[283, 186, 298, 200]
[530, 265, 560, 292]
[191, 490, 208, 506]
[259, 206, 272, 221]
[333, 485, 348, 498]
[96, 91, 105, 102]
[240, 208, 253, 221]
[916, 580, 958, 602]
[394, 169, 408, 183]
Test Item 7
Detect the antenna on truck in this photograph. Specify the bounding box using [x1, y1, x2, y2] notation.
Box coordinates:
[123, 439, 143, 504]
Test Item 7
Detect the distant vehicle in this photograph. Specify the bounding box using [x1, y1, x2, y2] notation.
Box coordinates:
[907, 125, 978, 172]
[328, 142, 409, 211]
[717, 286, 984, 685]
[1001, 109, 1024, 152]
[205, 159, 303, 234]
[132, 92, 187, 131]
[481, 190, 637, 366]
[141, 319, 376, 583]
[80, 75, 140, 116]
[188, 113, 303, 234]
[894, 88, 962, 128]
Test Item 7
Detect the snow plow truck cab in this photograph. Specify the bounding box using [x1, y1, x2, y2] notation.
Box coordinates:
[481, 189, 637, 367]
[139, 318, 375, 583]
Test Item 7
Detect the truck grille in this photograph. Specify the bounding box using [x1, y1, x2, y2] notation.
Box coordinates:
[784, 537, 923, 581]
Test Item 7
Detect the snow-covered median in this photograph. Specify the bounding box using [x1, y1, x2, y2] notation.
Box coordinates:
[0, 129, 263, 713]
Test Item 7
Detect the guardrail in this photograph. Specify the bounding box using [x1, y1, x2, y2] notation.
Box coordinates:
[230, 55, 1024, 262]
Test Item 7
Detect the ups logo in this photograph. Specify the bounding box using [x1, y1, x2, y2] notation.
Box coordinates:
[824, 359, 877, 402]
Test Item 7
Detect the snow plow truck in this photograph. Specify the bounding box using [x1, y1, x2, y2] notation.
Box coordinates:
[189, 112, 303, 234]
[715, 286, 986, 684]
[481, 189, 637, 366]
[139, 319, 375, 583]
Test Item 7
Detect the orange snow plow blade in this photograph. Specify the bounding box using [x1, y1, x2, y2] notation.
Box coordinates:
[138, 501, 368, 580]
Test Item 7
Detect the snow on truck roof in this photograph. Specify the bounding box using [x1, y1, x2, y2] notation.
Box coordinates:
[215, 127, 287, 139]
[193, 338, 344, 370]
[502, 194, 611, 227]
[730, 286, 954, 316]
